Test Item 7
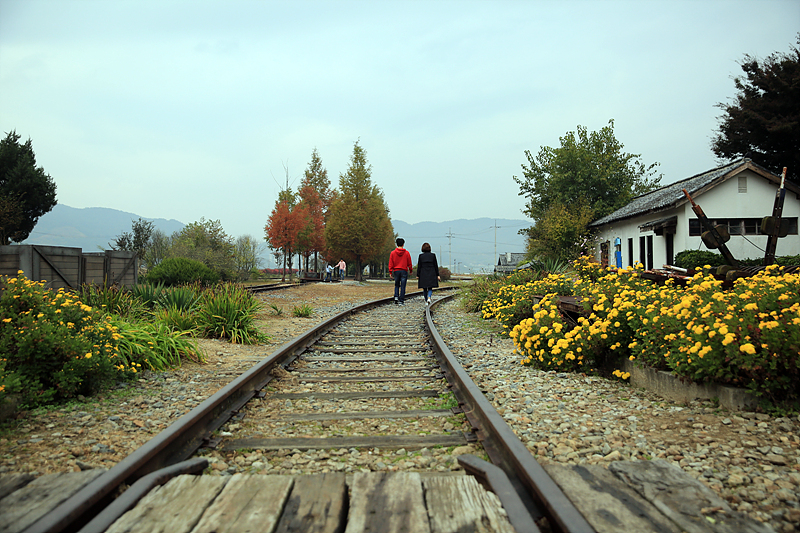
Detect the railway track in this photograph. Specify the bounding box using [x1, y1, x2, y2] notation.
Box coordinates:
[21, 289, 593, 533]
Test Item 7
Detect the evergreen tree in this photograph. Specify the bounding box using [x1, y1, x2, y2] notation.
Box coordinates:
[325, 141, 392, 281]
[0, 131, 57, 245]
[712, 36, 800, 185]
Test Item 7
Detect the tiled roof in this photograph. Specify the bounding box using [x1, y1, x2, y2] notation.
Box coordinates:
[497, 253, 527, 266]
[589, 158, 783, 227]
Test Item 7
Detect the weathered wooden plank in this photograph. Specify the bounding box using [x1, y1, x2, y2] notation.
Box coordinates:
[346, 472, 431, 533]
[270, 409, 452, 422]
[609, 460, 774, 533]
[222, 433, 466, 452]
[105, 475, 229, 533]
[189, 474, 293, 533]
[272, 390, 440, 400]
[423, 475, 516, 533]
[0, 473, 35, 501]
[274, 473, 347, 533]
[0, 469, 105, 533]
[543, 464, 681, 533]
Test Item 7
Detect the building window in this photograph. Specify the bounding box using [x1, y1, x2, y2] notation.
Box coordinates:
[738, 176, 747, 193]
[689, 217, 798, 236]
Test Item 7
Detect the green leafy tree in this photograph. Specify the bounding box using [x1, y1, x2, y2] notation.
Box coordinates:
[234, 234, 263, 280]
[524, 201, 595, 263]
[0, 131, 57, 245]
[171, 218, 235, 279]
[711, 36, 800, 185]
[514, 120, 661, 261]
[325, 141, 392, 281]
[111, 218, 155, 260]
[142, 229, 172, 270]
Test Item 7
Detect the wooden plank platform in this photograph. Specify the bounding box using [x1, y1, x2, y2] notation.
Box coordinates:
[99, 472, 514, 533]
[0, 469, 105, 533]
[1, 460, 776, 532]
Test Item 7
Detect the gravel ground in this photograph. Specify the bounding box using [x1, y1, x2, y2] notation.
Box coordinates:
[1, 281, 798, 531]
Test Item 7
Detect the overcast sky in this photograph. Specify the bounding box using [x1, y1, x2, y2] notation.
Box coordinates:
[1, 0, 798, 240]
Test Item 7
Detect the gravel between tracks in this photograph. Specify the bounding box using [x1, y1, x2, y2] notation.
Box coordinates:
[1, 281, 798, 531]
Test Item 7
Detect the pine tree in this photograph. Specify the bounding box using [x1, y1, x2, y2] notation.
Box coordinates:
[0, 131, 57, 244]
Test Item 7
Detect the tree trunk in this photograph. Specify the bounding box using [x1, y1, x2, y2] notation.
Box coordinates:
[354, 256, 362, 282]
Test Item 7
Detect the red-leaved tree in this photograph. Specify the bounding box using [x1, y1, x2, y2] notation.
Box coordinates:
[265, 198, 306, 282]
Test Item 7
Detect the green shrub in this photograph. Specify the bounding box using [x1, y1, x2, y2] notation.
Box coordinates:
[154, 305, 199, 334]
[110, 316, 203, 370]
[0, 272, 135, 408]
[292, 303, 313, 318]
[198, 283, 266, 344]
[460, 275, 502, 313]
[76, 283, 144, 318]
[145, 257, 219, 286]
[674, 250, 800, 270]
[132, 282, 165, 310]
[159, 285, 200, 311]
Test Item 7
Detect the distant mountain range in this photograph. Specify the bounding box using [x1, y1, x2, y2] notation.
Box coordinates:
[22, 204, 185, 252]
[20, 205, 530, 273]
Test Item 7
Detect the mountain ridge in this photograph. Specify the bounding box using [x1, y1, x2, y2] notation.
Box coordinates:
[20, 205, 530, 272]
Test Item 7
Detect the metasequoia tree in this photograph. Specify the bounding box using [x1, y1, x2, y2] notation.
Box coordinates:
[295, 148, 334, 273]
[0, 131, 57, 245]
[265, 190, 306, 282]
[514, 120, 661, 262]
[712, 36, 800, 185]
[295, 184, 326, 272]
[325, 141, 392, 281]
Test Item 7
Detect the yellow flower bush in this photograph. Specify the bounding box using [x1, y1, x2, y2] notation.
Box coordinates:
[484, 258, 800, 403]
[0, 272, 137, 407]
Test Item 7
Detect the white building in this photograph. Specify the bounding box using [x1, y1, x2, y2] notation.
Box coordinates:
[589, 159, 800, 269]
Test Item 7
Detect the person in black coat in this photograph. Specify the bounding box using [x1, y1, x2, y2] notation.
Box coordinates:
[416, 242, 440, 305]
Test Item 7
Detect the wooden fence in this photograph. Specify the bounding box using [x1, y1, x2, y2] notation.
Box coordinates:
[0, 245, 137, 290]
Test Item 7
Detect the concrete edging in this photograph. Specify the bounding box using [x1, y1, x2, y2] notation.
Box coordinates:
[622, 360, 759, 411]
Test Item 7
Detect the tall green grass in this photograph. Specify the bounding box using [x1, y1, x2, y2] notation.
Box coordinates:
[198, 283, 266, 344]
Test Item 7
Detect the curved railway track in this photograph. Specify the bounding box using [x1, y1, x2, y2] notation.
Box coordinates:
[24, 290, 592, 533]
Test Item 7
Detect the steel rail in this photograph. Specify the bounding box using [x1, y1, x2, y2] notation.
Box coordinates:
[24, 288, 455, 533]
[426, 295, 594, 533]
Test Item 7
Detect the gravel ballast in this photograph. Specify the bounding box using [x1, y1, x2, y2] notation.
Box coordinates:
[1, 282, 797, 532]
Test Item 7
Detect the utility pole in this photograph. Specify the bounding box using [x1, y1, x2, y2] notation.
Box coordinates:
[446, 227, 454, 271]
[491, 219, 500, 268]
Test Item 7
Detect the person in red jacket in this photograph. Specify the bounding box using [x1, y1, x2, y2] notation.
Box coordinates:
[388, 237, 413, 305]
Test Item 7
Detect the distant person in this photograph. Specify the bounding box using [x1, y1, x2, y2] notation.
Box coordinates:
[337, 258, 346, 281]
[325, 263, 333, 282]
[416, 242, 440, 305]
[389, 238, 413, 305]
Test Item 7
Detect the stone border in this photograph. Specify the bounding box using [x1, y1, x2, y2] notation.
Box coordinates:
[622, 360, 759, 411]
